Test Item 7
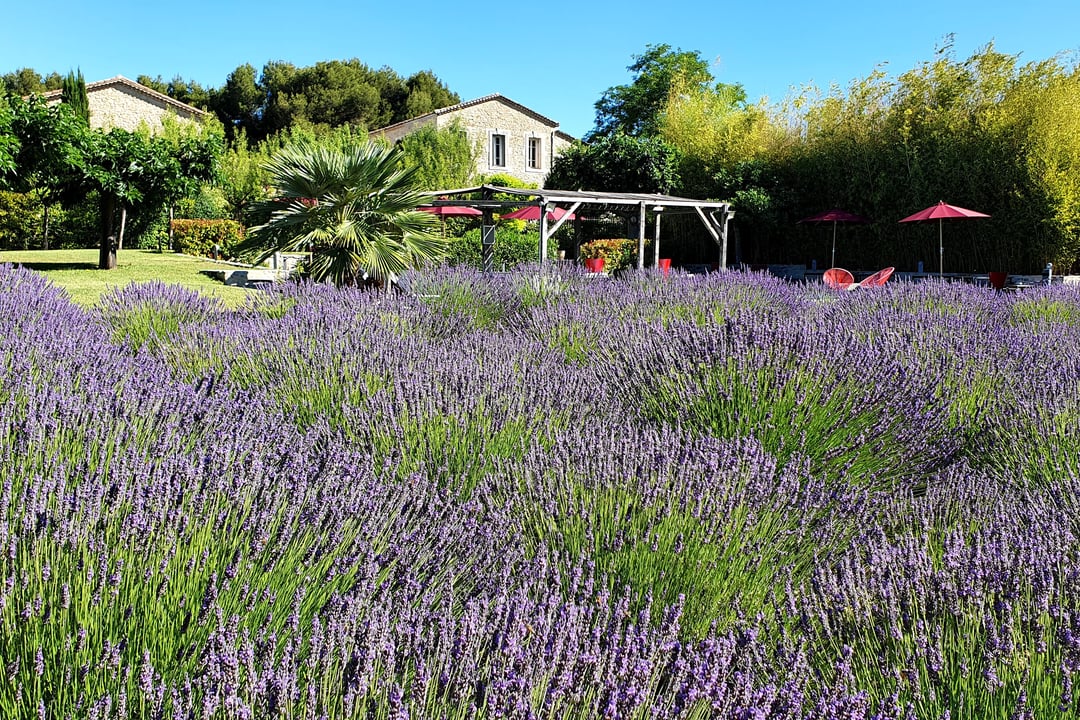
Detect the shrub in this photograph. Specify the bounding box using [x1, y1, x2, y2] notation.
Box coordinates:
[580, 237, 641, 273]
[0, 190, 41, 250]
[175, 184, 230, 220]
[170, 218, 244, 259]
[446, 226, 557, 269]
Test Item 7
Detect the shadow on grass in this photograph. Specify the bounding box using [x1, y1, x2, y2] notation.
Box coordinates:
[13, 262, 99, 271]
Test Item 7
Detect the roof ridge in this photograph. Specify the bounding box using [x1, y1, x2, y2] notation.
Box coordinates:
[40, 75, 207, 116]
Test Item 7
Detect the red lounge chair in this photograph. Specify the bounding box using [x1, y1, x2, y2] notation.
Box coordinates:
[857, 267, 895, 288]
[823, 267, 855, 290]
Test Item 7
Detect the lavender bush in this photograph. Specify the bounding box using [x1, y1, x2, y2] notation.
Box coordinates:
[3, 262, 1080, 719]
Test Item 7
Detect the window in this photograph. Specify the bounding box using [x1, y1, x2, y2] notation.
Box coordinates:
[527, 137, 542, 170]
[490, 133, 506, 167]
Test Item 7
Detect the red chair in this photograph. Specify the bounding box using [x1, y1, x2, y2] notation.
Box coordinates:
[857, 267, 895, 288]
[823, 267, 855, 290]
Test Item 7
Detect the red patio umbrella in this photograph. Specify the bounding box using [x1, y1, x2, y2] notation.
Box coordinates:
[501, 205, 576, 222]
[418, 205, 483, 217]
[798, 209, 871, 269]
[899, 201, 990, 277]
[418, 205, 482, 237]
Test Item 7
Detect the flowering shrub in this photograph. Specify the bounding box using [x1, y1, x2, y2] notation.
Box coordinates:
[580, 237, 640, 273]
[3, 263, 1080, 718]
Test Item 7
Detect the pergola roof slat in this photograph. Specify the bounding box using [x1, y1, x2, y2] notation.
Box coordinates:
[421, 184, 734, 269]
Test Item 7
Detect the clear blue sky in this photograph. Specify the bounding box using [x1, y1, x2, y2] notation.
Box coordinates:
[4, 0, 1078, 139]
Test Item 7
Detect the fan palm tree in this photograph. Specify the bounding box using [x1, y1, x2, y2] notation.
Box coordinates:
[239, 141, 446, 287]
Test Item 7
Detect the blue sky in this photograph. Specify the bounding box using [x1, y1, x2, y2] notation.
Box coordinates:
[4, 0, 1078, 139]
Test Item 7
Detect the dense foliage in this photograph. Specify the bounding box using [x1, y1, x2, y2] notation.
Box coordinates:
[0, 94, 222, 262]
[445, 225, 557, 268]
[209, 60, 459, 144]
[60, 69, 89, 126]
[8, 39, 1080, 272]
[591, 44, 732, 140]
[396, 121, 478, 191]
[2, 265, 1080, 718]
[545, 132, 680, 195]
[170, 218, 244, 259]
[584, 41, 1080, 274]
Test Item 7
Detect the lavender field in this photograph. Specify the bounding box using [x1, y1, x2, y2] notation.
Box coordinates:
[3, 262, 1080, 719]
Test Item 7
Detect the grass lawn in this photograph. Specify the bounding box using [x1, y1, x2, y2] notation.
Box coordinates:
[0, 248, 253, 307]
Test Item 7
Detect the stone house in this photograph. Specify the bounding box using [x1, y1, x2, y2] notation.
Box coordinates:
[372, 94, 576, 187]
[41, 75, 208, 132]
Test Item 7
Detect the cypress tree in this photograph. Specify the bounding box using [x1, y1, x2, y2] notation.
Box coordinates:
[61, 68, 89, 125]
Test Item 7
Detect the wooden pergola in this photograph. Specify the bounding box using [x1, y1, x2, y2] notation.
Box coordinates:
[422, 185, 735, 271]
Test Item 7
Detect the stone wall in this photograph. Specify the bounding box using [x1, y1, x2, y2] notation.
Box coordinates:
[437, 100, 571, 186]
[86, 84, 200, 131]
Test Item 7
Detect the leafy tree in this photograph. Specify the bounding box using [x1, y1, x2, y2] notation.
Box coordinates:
[4, 95, 87, 249]
[61, 69, 89, 126]
[136, 74, 211, 108]
[209, 63, 264, 142]
[592, 44, 716, 139]
[218, 129, 271, 222]
[238, 141, 446, 286]
[0, 94, 17, 177]
[661, 75, 772, 179]
[208, 60, 460, 145]
[267, 60, 382, 133]
[404, 70, 460, 118]
[78, 129, 175, 267]
[395, 121, 477, 190]
[2, 68, 62, 95]
[545, 132, 680, 195]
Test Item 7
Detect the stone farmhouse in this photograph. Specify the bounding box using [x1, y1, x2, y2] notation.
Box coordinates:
[41, 75, 207, 132]
[372, 94, 576, 187]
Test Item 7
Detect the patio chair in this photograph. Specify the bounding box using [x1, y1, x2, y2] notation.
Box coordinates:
[823, 267, 855, 290]
[856, 267, 895, 288]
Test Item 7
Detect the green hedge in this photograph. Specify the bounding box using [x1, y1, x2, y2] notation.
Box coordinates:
[446, 226, 558, 269]
[170, 219, 244, 259]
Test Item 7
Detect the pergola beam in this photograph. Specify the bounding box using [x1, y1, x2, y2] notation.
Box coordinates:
[425, 185, 733, 268]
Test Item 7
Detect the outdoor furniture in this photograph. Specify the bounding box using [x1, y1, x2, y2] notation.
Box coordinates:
[823, 267, 855, 290]
[856, 266, 895, 288]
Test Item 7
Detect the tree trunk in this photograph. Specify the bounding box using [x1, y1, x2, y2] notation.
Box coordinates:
[42, 205, 50, 251]
[99, 194, 117, 270]
[118, 206, 127, 250]
[166, 205, 174, 253]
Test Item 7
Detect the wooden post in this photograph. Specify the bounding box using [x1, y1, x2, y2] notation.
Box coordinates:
[637, 202, 646, 269]
[540, 204, 549, 264]
[481, 215, 495, 272]
[653, 207, 663, 267]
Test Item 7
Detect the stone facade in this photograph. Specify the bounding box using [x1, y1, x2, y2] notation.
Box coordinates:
[42, 76, 206, 132]
[374, 95, 575, 187]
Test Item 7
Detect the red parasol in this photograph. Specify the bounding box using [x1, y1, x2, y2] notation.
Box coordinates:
[899, 201, 990, 277]
[418, 205, 483, 217]
[798, 209, 870, 269]
[501, 205, 576, 222]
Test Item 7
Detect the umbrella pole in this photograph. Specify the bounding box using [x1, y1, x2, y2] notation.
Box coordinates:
[831, 222, 837, 268]
[939, 219, 944, 278]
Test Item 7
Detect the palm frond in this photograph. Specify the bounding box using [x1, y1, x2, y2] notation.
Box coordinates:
[237, 141, 447, 284]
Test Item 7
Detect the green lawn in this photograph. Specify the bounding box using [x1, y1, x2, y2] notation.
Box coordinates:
[0, 249, 253, 307]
